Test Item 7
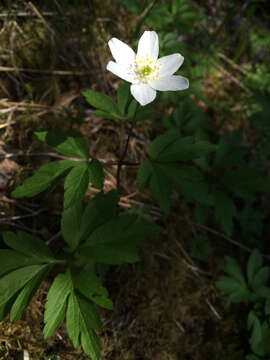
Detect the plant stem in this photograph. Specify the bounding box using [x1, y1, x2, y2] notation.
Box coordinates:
[116, 102, 139, 189]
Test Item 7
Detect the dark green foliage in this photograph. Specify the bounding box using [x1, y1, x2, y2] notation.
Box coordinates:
[12, 160, 75, 198]
[35, 130, 90, 159]
[64, 162, 90, 209]
[83, 89, 119, 116]
[78, 211, 161, 264]
[137, 129, 216, 214]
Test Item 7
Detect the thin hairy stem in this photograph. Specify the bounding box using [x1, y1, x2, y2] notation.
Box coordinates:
[116, 102, 139, 189]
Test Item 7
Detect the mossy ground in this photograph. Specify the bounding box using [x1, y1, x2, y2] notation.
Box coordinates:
[0, 1, 267, 359]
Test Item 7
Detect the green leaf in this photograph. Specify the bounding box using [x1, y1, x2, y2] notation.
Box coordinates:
[83, 89, 119, 115]
[61, 201, 84, 251]
[66, 291, 101, 360]
[62, 192, 119, 251]
[3, 232, 54, 261]
[43, 272, 72, 339]
[251, 321, 270, 356]
[80, 213, 161, 264]
[117, 82, 131, 115]
[214, 130, 243, 169]
[252, 267, 270, 289]
[156, 163, 212, 205]
[74, 268, 113, 310]
[265, 299, 270, 315]
[216, 276, 249, 302]
[0, 265, 48, 307]
[149, 130, 216, 162]
[0, 250, 38, 277]
[213, 190, 237, 236]
[216, 276, 240, 293]
[10, 265, 51, 322]
[222, 167, 270, 200]
[66, 291, 80, 348]
[247, 249, 263, 286]
[223, 256, 246, 284]
[88, 159, 104, 189]
[77, 191, 120, 245]
[136, 160, 153, 191]
[0, 295, 17, 322]
[150, 164, 173, 215]
[92, 110, 121, 120]
[64, 163, 89, 209]
[12, 160, 75, 198]
[248, 311, 262, 346]
[35, 130, 90, 159]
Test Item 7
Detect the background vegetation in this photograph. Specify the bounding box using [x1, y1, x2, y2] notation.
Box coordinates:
[0, 0, 270, 359]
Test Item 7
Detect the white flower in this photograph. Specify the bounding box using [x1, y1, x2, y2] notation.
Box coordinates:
[106, 31, 189, 106]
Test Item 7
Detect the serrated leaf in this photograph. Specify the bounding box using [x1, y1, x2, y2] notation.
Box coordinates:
[149, 131, 216, 162]
[88, 159, 104, 189]
[252, 267, 270, 289]
[117, 82, 131, 115]
[136, 160, 153, 191]
[74, 269, 113, 310]
[80, 213, 161, 264]
[156, 163, 213, 205]
[222, 167, 270, 200]
[12, 160, 75, 198]
[35, 130, 90, 159]
[61, 201, 84, 251]
[77, 191, 119, 245]
[66, 291, 80, 348]
[248, 311, 262, 346]
[213, 190, 237, 236]
[3, 232, 54, 261]
[0, 250, 38, 277]
[0, 265, 48, 307]
[150, 164, 172, 215]
[64, 163, 89, 209]
[83, 89, 119, 115]
[214, 130, 243, 169]
[247, 249, 263, 286]
[80, 325, 100, 360]
[44, 272, 72, 339]
[216, 276, 241, 293]
[66, 292, 101, 360]
[265, 299, 270, 315]
[92, 109, 121, 120]
[10, 265, 50, 322]
[255, 286, 270, 299]
[223, 256, 246, 284]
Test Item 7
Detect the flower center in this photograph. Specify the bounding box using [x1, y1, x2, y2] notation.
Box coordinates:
[141, 65, 152, 77]
[132, 55, 162, 84]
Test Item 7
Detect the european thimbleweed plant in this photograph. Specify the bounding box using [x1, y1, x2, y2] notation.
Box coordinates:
[1, 30, 224, 360]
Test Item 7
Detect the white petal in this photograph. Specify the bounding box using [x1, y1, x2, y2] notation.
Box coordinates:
[106, 61, 134, 83]
[136, 31, 159, 61]
[130, 83, 156, 106]
[158, 53, 184, 77]
[108, 38, 135, 66]
[149, 75, 189, 91]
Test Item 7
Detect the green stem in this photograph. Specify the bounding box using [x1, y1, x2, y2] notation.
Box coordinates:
[116, 102, 139, 189]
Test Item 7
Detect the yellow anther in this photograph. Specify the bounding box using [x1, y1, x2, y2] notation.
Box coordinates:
[149, 60, 153, 64]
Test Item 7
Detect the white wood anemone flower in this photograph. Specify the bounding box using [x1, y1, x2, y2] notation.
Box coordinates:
[107, 31, 189, 106]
